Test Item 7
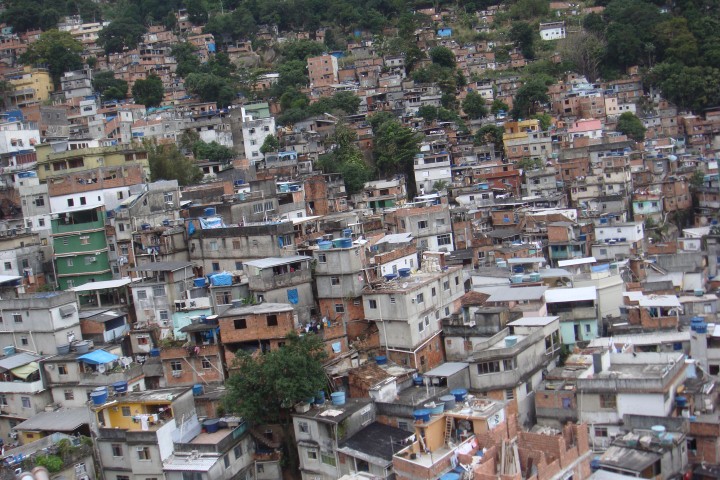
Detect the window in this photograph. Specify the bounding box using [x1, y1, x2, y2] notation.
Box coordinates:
[121, 406, 131, 416]
[13, 313, 22, 324]
[390, 296, 396, 304]
[503, 358, 516, 370]
[418, 321, 425, 332]
[299, 421, 309, 433]
[235, 261, 243, 270]
[233, 445, 242, 459]
[318, 253, 326, 263]
[79, 197, 86, 205]
[443, 280, 450, 290]
[38, 218, 45, 227]
[136, 447, 150, 460]
[417, 220, 428, 229]
[137, 290, 147, 300]
[201, 358, 212, 369]
[117, 191, 124, 200]
[599, 393, 616, 409]
[234, 319, 247, 329]
[85, 256, 95, 265]
[111, 444, 123, 457]
[118, 223, 125, 232]
[431, 287, 436, 297]
[595, 427, 608, 438]
[331, 276, 340, 286]
[0, 395, 7, 406]
[435, 218, 445, 226]
[164, 192, 173, 203]
[170, 361, 182, 372]
[152, 286, 165, 297]
[67, 198, 74, 207]
[20, 337, 28, 346]
[526, 381, 533, 394]
[455, 276, 459, 286]
[35, 196, 44, 206]
[368, 299, 377, 309]
[477, 361, 501, 375]
[306, 450, 318, 460]
[21, 397, 31, 409]
[3, 262, 10, 270]
[266, 315, 278, 327]
[505, 388, 515, 400]
[335, 304, 344, 313]
[416, 293, 424, 304]
[209, 240, 218, 251]
[321, 453, 337, 466]
[437, 234, 451, 246]
[223, 454, 230, 468]
[256, 465, 264, 474]
[212, 262, 220, 272]
[58, 364, 68, 375]
[66, 258, 74, 267]
[159, 310, 169, 321]
[398, 421, 409, 431]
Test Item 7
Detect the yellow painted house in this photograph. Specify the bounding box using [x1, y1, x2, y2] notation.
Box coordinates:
[6, 66, 53, 108]
[35, 143, 149, 182]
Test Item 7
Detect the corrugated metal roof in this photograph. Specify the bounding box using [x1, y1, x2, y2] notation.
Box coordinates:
[507, 257, 546, 264]
[15, 408, 91, 432]
[128, 261, 193, 272]
[423, 362, 469, 378]
[545, 286, 597, 303]
[0, 352, 42, 372]
[244, 255, 312, 269]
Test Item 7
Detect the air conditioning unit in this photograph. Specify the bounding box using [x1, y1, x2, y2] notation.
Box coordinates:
[172, 370, 182, 377]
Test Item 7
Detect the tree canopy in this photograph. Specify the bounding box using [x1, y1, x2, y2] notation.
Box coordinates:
[193, 141, 235, 164]
[93, 71, 128, 102]
[20, 30, 83, 86]
[462, 92, 488, 120]
[223, 332, 328, 425]
[145, 140, 203, 186]
[131, 75, 164, 107]
[317, 123, 372, 195]
[615, 112, 647, 142]
[370, 114, 422, 197]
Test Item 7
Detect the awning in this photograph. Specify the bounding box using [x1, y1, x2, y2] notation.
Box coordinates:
[77, 350, 118, 365]
[10, 362, 38, 379]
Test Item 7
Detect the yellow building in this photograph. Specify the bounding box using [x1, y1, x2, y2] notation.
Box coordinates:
[35, 143, 149, 182]
[5, 66, 54, 108]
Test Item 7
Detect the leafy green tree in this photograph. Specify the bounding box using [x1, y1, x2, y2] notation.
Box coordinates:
[172, 42, 201, 78]
[532, 113, 553, 131]
[417, 105, 439, 122]
[20, 30, 83, 87]
[186, 0, 208, 24]
[511, 79, 549, 120]
[689, 170, 705, 189]
[317, 123, 372, 194]
[509, 22, 535, 60]
[490, 99, 510, 115]
[92, 71, 128, 102]
[98, 18, 146, 55]
[560, 31, 605, 82]
[509, 0, 549, 19]
[193, 141, 235, 163]
[145, 140, 203, 186]
[372, 117, 422, 196]
[184, 73, 236, 107]
[462, 91, 488, 119]
[615, 112, 646, 142]
[131, 74, 164, 107]
[474, 124, 504, 153]
[282, 40, 325, 61]
[429, 46, 456, 69]
[224, 331, 327, 424]
[647, 63, 720, 112]
[260, 134, 279, 154]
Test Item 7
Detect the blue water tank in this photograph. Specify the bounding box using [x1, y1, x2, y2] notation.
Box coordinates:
[451, 388, 468, 402]
[204, 207, 216, 217]
[315, 390, 326, 405]
[398, 268, 411, 278]
[676, 396, 687, 408]
[384, 274, 398, 281]
[193, 384, 204, 396]
[90, 387, 108, 405]
[149, 348, 160, 357]
[375, 355, 387, 365]
[343, 228, 353, 238]
[113, 381, 128, 394]
[318, 241, 333, 250]
[339, 238, 353, 248]
[413, 409, 431, 422]
[331, 391, 346, 406]
[193, 277, 206, 287]
[203, 419, 220, 433]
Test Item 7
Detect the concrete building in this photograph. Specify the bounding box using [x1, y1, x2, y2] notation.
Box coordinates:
[363, 253, 464, 372]
[0, 291, 82, 355]
[539, 21, 566, 40]
[218, 302, 296, 359]
[241, 103, 275, 163]
[0, 351, 52, 441]
[51, 206, 113, 290]
[385, 203, 454, 253]
[545, 286, 599, 345]
[243, 256, 314, 324]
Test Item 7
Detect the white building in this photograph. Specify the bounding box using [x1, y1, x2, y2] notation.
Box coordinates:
[241, 104, 275, 164]
[539, 22, 566, 40]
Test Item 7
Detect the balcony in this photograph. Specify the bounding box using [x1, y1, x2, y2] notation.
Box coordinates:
[0, 379, 44, 393]
[248, 269, 311, 291]
[78, 363, 144, 386]
[160, 343, 220, 359]
[551, 307, 597, 322]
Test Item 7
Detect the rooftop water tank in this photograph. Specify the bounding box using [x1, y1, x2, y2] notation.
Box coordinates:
[398, 268, 411, 278]
[505, 336, 518, 347]
[204, 207, 216, 217]
[3, 346, 15, 356]
[375, 355, 387, 365]
[318, 241, 333, 250]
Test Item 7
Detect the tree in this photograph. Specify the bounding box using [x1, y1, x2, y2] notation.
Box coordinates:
[509, 22, 535, 60]
[184, 73, 236, 107]
[186, 0, 208, 24]
[417, 105, 439, 122]
[511, 79, 549, 119]
[616, 112, 646, 142]
[373, 117, 422, 196]
[132, 75, 164, 107]
[20, 30, 83, 87]
[559, 31, 606, 82]
[474, 124, 504, 153]
[317, 123, 372, 194]
[93, 71, 128, 102]
[97, 18, 146, 55]
[490, 99, 510, 115]
[223, 332, 327, 471]
[193, 141, 235, 163]
[260, 134, 279, 154]
[689, 170, 705, 190]
[429, 46, 456, 69]
[145, 140, 203, 186]
[462, 92, 488, 119]
[172, 42, 201, 78]
[532, 113, 553, 131]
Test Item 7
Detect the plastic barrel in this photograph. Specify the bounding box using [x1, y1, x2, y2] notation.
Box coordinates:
[413, 409, 431, 422]
[375, 355, 387, 365]
[315, 390, 326, 405]
[440, 394, 456, 411]
[193, 384, 204, 396]
[203, 419, 220, 433]
[113, 381, 128, 393]
[450, 388, 468, 402]
[90, 389, 108, 405]
[330, 391, 346, 406]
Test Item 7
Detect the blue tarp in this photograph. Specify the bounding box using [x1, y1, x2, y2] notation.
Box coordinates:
[188, 221, 196, 235]
[200, 217, 226, 229]
[210, 272, 233, 287]
[287, 288, 299, 304]
[77, 350, 118, 365]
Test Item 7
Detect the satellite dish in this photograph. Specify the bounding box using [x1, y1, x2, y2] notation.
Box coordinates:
[97, 364, 106, 374]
